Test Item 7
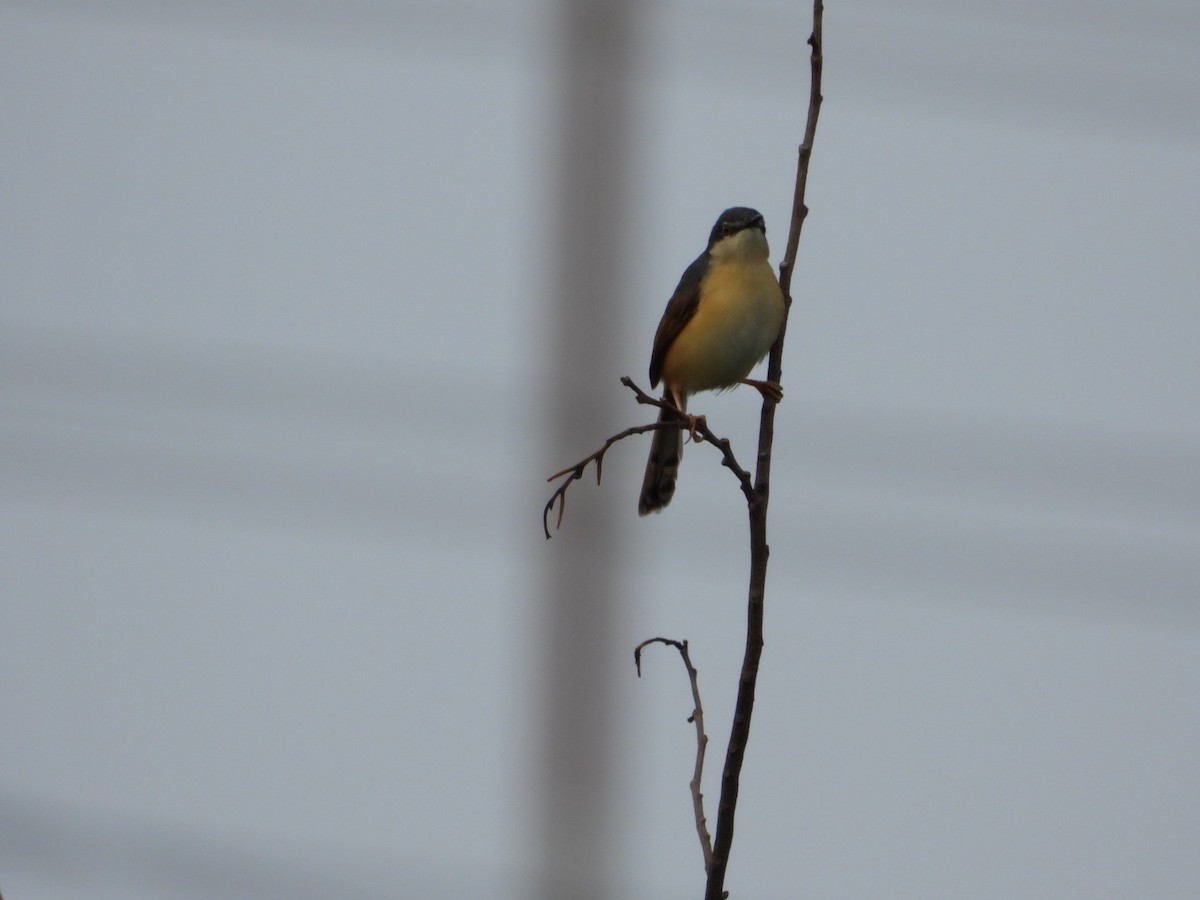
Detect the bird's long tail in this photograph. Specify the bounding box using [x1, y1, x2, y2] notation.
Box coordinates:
[638, 394, 685, 515]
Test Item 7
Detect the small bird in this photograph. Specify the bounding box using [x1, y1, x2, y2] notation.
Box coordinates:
[639, 206, 785, 515]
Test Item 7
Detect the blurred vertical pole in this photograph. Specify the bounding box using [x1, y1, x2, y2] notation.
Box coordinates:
[538, 0, 636, 897]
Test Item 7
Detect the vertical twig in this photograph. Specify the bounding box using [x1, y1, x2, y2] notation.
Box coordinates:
[635, 637, 713, 872]
[704, 4, 823, 898]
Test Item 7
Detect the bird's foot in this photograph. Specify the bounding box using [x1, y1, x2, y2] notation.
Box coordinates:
[684, 413, 707, 444]
[741, 378, 783, 403]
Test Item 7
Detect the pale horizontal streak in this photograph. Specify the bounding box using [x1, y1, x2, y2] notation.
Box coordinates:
[4, 329, 1196, 571]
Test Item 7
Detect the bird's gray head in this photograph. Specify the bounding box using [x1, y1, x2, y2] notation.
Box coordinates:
[707, 207, 766, 249]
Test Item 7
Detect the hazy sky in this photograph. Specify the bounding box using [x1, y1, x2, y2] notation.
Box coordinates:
[3, 2, 1198, 898]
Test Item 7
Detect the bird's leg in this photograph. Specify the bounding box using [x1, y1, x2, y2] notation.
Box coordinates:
[741, 378, 783, 403]
[665, 388, 705, 444]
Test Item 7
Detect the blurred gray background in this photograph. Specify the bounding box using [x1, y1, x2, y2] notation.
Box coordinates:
[2, 1, 1198, 897]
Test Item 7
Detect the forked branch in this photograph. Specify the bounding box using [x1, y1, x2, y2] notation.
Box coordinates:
[542, 377, 753, 538]
[542, 5, 823, 893]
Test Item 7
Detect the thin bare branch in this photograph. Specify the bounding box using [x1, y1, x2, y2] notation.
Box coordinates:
[619, 377, 755, 501]
[704, 3, 823, 898]
[543, 419, 672, 538]
[542, 377, 753, 538]
[634, 637, 713, 874]
[547, 8, 824, 893]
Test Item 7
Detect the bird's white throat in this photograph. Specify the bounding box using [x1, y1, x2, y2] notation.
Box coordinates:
[709, 226, 770, 263]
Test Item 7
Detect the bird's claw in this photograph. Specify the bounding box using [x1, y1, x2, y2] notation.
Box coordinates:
[741, 378, 783, 403]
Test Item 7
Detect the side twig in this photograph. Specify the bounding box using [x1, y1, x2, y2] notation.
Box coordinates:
[704, 3, 823, 899]
[635, 637, 713, 874]
[619, 377, 755, 501]
[542, 377, 753, 538]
